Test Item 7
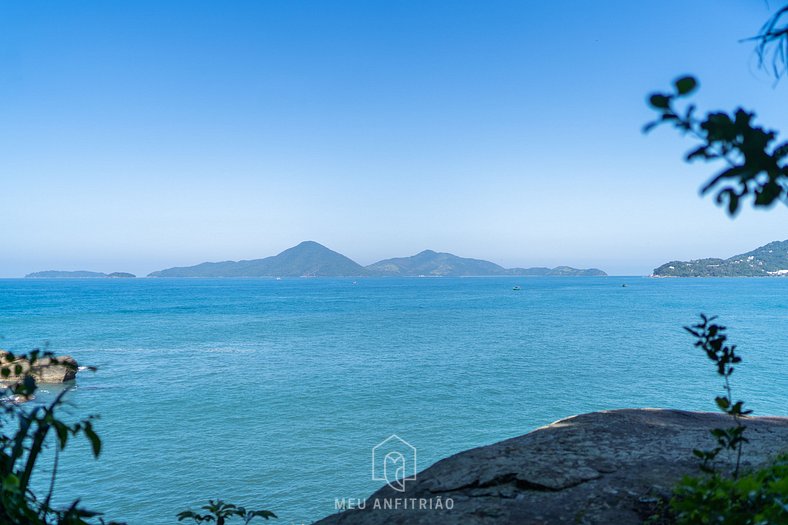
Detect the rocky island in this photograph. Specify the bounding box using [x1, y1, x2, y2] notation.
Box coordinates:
[0, 351, 78, 383]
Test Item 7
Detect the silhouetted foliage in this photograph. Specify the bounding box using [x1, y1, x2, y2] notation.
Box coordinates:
[684, 315, 751, 478]
[645, 76, 788, 216]
[644, 7, 788, 523]
[0, 346, 279, 524]
[644, 2, 788, 216]
[0, 349, 121, 525]
[177, 500, 276, 525]
[653, 319, 788, 524]
[750, 5, 788, 80]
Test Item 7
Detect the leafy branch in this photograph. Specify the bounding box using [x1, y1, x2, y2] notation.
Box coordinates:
[178, 499, 277, 525]
[645, 76, 788, 216]
[0, 349, 120, 524]
[684, 315, 751, 478]
[748, 5, 788, 80]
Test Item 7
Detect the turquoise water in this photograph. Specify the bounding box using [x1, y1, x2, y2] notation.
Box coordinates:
[0, 277, 786, 524]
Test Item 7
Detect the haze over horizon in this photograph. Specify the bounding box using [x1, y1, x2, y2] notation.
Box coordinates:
[13, 238, 788, 278]
[2, 1, 787, 277]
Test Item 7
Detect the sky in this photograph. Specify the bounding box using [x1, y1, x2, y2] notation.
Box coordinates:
[1, 0, 786, 277]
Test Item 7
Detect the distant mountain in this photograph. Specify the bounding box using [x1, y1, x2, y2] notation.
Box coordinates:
[25, 271, 136, 278]
[367, 250, 506, 276]
[366, 250, 607, 277]
[148, 242, 608, 278]
[148, 241, 369, 277]
[506, 266, 608, 277]
[652, 240, 788, 277]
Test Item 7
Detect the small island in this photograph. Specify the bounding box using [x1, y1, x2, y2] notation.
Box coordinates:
[25, 271, 136, 279]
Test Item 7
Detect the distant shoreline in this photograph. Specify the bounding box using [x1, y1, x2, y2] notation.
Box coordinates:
[20, 274, 620, 280]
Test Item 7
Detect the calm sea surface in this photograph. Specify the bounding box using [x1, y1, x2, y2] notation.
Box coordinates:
[0, 277, 786, 524]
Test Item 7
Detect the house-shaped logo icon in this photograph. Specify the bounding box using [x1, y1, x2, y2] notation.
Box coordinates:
[372, 434, 417, 492]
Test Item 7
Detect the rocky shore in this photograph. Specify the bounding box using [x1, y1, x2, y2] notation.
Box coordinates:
[314, 409, 788, 525]
[0, 351, 78, 383]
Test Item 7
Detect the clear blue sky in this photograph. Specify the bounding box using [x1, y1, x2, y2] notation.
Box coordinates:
[1, 0, 786, 276]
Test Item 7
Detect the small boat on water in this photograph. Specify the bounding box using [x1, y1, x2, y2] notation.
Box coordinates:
[512, 285, 521, 291]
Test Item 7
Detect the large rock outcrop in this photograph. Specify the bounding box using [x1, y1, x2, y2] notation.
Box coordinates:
[314, 409, 788, 525]
[0, 352, 78, 383]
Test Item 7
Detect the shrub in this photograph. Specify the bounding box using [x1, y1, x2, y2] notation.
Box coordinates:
[0, 349, 120, 524]
[177, 499, 276, 524]
[670, 454, 788, 525]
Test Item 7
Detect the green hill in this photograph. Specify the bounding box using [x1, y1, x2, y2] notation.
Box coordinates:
[367, 250, 607, 277]
[148, 241, 369, 277]
[652, 240, 788, 277]
[367, 250, 507, 276]
[149, 242, 608, 278]
[506, 266, 607, 277]
[26, 270, 106, 278]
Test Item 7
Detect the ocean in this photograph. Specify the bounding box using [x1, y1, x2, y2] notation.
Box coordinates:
[0, 277, 786, 524]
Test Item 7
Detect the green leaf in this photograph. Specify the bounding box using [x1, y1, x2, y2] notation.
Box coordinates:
[177, 511, 198, 521]
[84, 423, 102, 458]
[648, 94, 671, 109]
[674, 76, 698, 95]
[3, 473, 20, 492]
[246, 510, 278, 522]
[714, 396, 730, 411]
[54, 421, 69, 449]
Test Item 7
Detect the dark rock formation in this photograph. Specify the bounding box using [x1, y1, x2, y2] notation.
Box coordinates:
[314, 409, 788, 525]
[0, 352, 78, 383]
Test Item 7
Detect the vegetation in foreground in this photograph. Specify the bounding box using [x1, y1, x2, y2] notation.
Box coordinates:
[642, 318, 787, 525]
[177, 500, 276, 525]
[0, 350, 276, 525]
[672, 318, 786, 524]
[643, 6, 788, 522]
[0, 350, 116, 524]
[670, 455, 788, 525]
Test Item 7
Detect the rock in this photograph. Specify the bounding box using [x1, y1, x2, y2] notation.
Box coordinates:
[313, 409, 788, 525]
[0, 351, 78, 383]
